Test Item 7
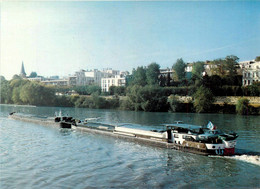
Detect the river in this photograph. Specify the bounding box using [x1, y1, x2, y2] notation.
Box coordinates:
[0, 105, 259, 188]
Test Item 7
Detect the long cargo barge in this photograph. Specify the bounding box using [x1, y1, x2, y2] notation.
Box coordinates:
[9, 112, 238, 156]
[9, 112, 73, 128]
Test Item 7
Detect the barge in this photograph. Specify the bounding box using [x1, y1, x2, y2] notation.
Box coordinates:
[9, 112, 238, 156]
[9, 112, 74, 128]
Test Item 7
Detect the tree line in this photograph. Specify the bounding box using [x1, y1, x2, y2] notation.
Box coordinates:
[1, 55, 259, 115]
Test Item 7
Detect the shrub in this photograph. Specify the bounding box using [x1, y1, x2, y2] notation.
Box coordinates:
[193, 86, 215, 113]
[168, 95, 181, 112]
[236, 97, 250, 115]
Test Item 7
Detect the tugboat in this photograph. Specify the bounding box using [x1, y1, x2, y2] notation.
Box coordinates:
[163, 121, 238, 156]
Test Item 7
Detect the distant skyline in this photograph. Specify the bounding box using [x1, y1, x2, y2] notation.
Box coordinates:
[1, 1, 260, 80]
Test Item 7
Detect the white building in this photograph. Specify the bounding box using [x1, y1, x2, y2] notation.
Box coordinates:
[85, 69, 107, 86]
[101, 74, 126, 92]
[27, 76, 44, 82]
[75, 70, 86, 86]
[42, 79, 69, 86]
[242, 61, 260, 85]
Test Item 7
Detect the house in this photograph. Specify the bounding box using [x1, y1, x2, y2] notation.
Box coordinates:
[242, 61, 260, 85]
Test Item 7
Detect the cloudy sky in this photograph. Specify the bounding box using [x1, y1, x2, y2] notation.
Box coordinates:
[1, 1, 260, 79]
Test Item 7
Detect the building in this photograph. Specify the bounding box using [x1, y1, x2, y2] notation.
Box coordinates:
[19, 62, 27, 78]
[101, 73, 127, 92]
[75, 70, 86, 85]
[85, 69, 105, 86]
[41, 79, 69, 86]
[27, 76, 44, 82]
[242, 61, 260, 86]
[159, 68, 173, 78]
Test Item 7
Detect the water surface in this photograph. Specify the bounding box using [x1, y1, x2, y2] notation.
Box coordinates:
[0, 105, 259, 188]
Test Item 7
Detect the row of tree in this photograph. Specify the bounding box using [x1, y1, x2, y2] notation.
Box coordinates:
[1, 55, 259, 115]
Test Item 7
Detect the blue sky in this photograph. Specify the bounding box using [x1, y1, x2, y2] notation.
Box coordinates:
[1, 1, 260, 79]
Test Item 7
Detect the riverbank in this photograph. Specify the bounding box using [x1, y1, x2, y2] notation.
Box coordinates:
[2, 95, 259, 115]
[172, 96, 260, 108]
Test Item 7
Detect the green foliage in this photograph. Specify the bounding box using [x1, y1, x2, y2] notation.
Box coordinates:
[247, 83, 260, 96]
[73, 85, 101, 95]
[74, 93, 119, 109]
[0, 79, 12, 103]
[109, 86, 126, 96]
[193, 86, 215, 113]
[225, 55, 239, 77]
[29, 72, 38, 78]
[236, 98, 250, 115]
[173, 58, 186, 81]
[146, 62, 160, 85]
[209, 55, 238, 78]
[12, 75, 21, 80]
[192, 61, 205, 79]
[126, 85, 168, 112]
[168, 95, 181, 112]
[19, 82, 55, 106]
[255, 56, 260, 62]
[210, 59, 226, 76]
[131, 66, 147, 86]
[54, 96, 74, 107]
[119, 97, 134, 111]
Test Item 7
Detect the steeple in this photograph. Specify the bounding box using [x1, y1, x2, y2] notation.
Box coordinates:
[20, 61, 26, 78]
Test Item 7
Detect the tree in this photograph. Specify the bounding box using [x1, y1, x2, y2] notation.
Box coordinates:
[0, 76, 6, 81]
[12, 74, 22, 80]
[146, 62, 160, 85]
[29, 72, 38, 78]
[126, 85, 168, 112]
[255, 56, 260, 62]
[166, 72, 171, 86]
[210, 59, 225, 76]
[131, 66, 147, 86]
[0, 79, 12, 104]
[109, 86, 126, 96]
[236, 97, 250, 115]
[193, 86, 215, 113]
[192, 61, 205, 79]
[168, 95, 182, 112]
[173, 58, 186, 81]
[224, 55, 239, 77]
[159, 75, 166, 87]
[20, 82, 55, 105]
[247, 83, 260, 96]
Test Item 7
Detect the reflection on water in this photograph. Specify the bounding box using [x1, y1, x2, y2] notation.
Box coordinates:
[0, 105, 260, 188]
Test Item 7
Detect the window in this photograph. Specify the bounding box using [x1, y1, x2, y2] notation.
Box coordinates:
[174, 134, 179, 138]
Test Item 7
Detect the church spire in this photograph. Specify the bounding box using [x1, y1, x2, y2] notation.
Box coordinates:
[20, 61, 26, 78]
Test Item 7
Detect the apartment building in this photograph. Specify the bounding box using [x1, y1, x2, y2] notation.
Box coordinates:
[101, 73, 126, 92]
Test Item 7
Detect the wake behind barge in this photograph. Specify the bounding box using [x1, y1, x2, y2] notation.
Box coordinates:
[9, 112, 238, 156]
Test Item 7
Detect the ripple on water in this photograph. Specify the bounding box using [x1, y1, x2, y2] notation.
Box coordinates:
[1, 108, 260, 188]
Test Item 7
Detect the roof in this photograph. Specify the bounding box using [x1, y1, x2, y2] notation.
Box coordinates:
[164, 123, 202, 130]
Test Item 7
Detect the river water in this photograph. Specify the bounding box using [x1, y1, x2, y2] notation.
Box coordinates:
[0, 105, 259, 188]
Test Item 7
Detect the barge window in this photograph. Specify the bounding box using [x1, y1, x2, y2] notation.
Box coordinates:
[174, 134, 179, 138]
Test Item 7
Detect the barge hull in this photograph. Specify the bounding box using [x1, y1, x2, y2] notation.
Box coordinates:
[9, 114, 71, 128]
[75, 126, 211, 156]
